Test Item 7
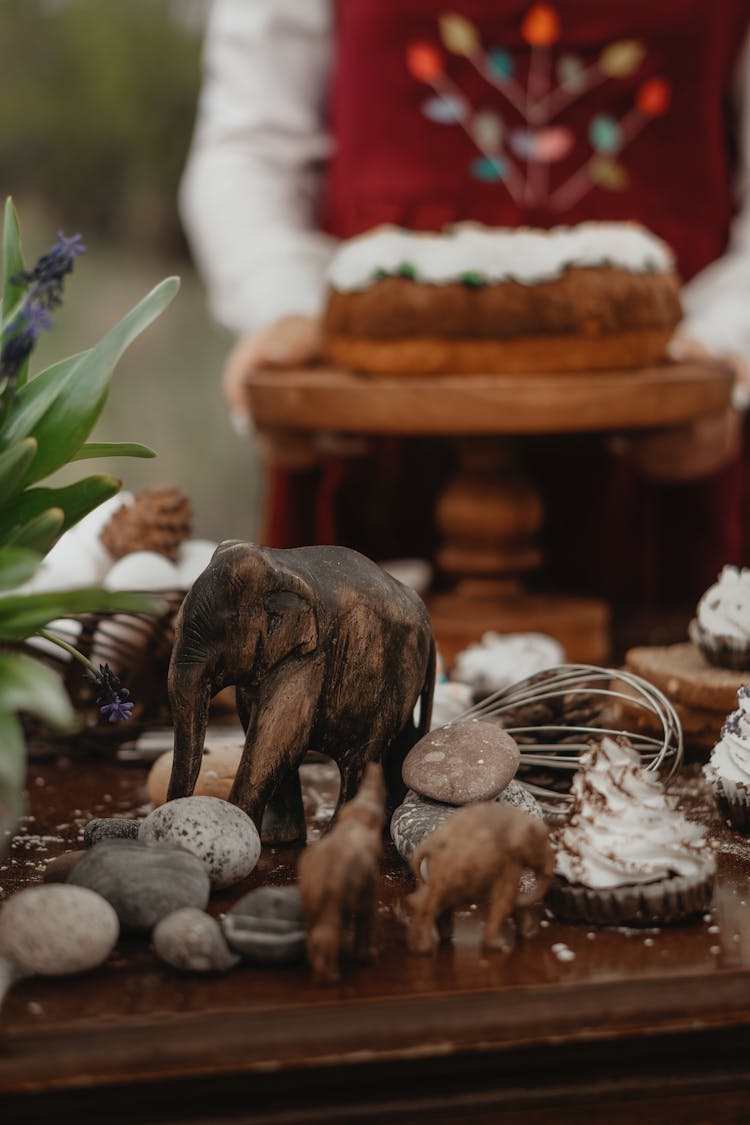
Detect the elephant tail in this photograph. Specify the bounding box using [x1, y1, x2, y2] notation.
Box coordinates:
[416, 631, 436, 741]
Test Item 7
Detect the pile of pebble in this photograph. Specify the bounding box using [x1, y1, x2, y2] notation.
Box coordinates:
[0, 794, 308, 1008]
[391, 719, 544, 863]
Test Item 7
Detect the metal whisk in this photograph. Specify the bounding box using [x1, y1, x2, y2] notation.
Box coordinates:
[453, 663, 684, 811]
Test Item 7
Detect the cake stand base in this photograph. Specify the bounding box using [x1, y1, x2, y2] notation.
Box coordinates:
[427, 590, 611, 667]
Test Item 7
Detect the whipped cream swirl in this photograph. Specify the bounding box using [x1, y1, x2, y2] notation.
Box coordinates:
[707, 686, 750, 784]
[453, 631, 564, 695]
[555, 737, 714, 889]
[695, 565, 750, 646]
[327, 221, 674, 293]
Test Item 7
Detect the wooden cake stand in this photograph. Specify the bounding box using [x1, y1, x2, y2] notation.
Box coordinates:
[246, 361, 733, 664]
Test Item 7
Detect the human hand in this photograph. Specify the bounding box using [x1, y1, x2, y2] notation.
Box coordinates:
[610, 406, 740, 483]
[223, 314, 322, 436]
[608, 333, 743, 483]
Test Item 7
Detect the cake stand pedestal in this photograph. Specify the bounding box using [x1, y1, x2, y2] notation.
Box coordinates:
[245, 361, 733, 664]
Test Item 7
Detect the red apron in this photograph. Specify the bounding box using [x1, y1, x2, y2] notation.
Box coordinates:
[267, 0, 750, 605]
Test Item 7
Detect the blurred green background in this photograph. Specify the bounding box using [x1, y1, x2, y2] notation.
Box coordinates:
[1, 0, 262, 542]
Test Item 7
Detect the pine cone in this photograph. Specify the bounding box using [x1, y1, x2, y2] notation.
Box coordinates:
[100, 487, 192, 561]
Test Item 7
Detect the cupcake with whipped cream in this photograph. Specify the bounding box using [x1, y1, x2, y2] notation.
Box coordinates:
[452, 631, 564, 698]
[689, 566, 750, 670]
[549, 737, 715, 925]
[704, 686, 750, 832]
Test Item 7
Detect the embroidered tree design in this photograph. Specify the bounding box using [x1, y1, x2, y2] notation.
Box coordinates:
[407, 5, 671, 211]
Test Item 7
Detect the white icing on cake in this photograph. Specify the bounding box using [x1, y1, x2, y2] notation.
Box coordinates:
[452, 631, 565, 695]
[695, 565, 750, 647]
[555, 737, 714, 890]
[327, 222, 674, 292]
[706, 687, 750, 785]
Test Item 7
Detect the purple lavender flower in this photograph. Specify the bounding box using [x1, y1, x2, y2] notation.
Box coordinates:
[1, 230, 85, 388]
[89, 663, 135, 724]
[0, 299, 54, 381]
[13, 231, 86, 310]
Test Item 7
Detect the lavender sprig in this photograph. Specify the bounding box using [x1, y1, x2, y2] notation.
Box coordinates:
[1, 231, 85, 391]
[89, 663, 134, 724]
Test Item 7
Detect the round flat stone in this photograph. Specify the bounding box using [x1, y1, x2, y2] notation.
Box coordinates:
[69, 838, 210, 933]
[84, 817, 140, 847]
[153, 908, 240, 974]
[222, 886, 306, 965]
[402, 719, 520, 804]
[0, 884, 119, 977]
[390, 781, 544, 863]
[139, 796, 260, 890]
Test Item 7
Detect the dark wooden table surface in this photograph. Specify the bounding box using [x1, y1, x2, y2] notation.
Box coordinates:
[2, 750, 750, 1124]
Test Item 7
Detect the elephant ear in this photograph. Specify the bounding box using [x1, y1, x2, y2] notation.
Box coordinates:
[262, 580, 318, 667]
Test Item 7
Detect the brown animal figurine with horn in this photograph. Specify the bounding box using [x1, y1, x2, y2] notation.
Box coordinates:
[407, 804, 553, 954]
[298, 762, 386, 984]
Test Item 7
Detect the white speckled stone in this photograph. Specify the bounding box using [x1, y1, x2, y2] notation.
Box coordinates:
[402, 720, 520, 804]
[0, 884, 119, 976]
[139, 796, 261, 889]
[152, 908, 240, 973]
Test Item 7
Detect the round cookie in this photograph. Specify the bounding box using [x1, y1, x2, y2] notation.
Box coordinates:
[147, 743, 243, 806]
[625, 643, 750, 713]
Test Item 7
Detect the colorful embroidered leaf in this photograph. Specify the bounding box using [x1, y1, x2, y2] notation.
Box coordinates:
[589, 115, 622, 155]
[438, 14, 479, 57]
[422, 96, 467, 124]
[637, 78, 671, 117]
[471, 110, 503, 150]
[511, 126, 573, 162]
[599, 40, 646, 79]
[521, 4, 561, 47]
[488, 48, 514, 81]
[590, 156, 629, 190]
[556, 54, 585, 93]
[470, 156, 508, 182]
[406, 42, 444, 82]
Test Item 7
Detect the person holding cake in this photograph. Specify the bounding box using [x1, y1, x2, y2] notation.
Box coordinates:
[180, 0, 750, 604]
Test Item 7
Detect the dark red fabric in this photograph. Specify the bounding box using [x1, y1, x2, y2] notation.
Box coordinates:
[267, 0, 750, 606]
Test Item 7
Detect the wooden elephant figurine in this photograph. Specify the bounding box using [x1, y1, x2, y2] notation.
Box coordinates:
[407, 804, 553, 954]
[298, 761, 385, 984]
[167, 542, 435, 844]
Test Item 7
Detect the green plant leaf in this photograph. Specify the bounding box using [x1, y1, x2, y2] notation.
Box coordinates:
[0, 436, 37, 507]
[0, 587, 164, 639]
[16, 276, 179, 483]
[1, 474, 120, 542]
[0, 351, 90, 454]
[8, 506, 65, 553]
[0, 546, 42, 589]
[0, 650, 75, 731]
[0, 707, 26, 834]
[71, 441, 156, 461]
[2, 198, 26, 323]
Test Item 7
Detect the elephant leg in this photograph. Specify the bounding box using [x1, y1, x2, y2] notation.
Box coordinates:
[407, 885, 441, 955]
[167, 663, 213, 801]
[436, 908, 454, 945]
[351, 875, 376, 963]
[229, 663, 318, 838]
[337, 759, 367, 811]
[307, 900, 342, 985]
[483, 863, 522, 952]
[261, 768, 307, 847]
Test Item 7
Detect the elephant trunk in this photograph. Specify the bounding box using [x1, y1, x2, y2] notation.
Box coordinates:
[167, 658, 214, 801]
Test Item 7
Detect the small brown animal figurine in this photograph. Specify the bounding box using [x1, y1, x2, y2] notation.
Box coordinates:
[298, 762, 386, 985]
[167, 543, 435, 845]
[407, 804, 553, 954]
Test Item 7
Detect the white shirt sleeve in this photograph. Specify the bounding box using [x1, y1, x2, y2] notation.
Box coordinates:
[179, 0, 336, 335]
[680, 30, 750, 365]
